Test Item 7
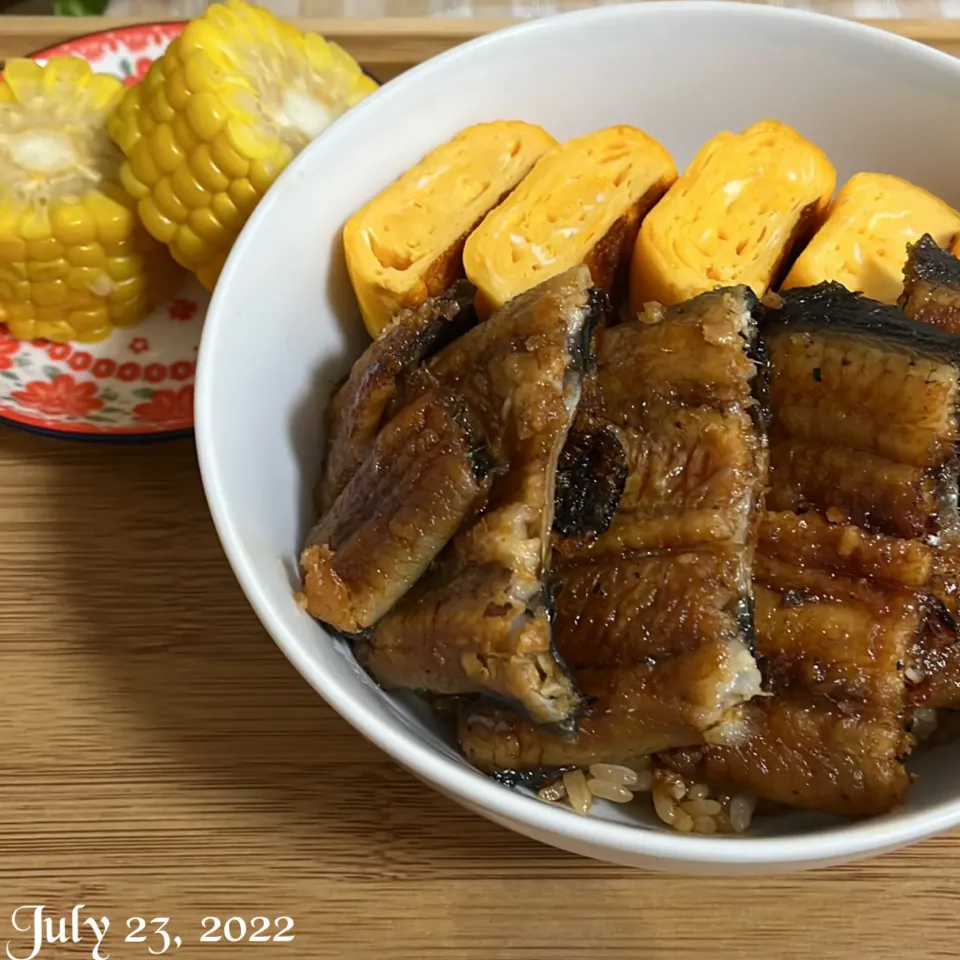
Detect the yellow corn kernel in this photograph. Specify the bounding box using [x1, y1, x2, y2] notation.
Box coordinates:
[26, 260, 66, 282]
[174, 224, 213, 268]
[28, 238, 64, 262]
[210, 134, 250, 179]
[120, 164, 151, 201]
[210, 192, 243, 231]
[32, 279, 67, 306]
[108, 275, 146, 303]
[172, 114, 200, 155]
[131, 142, 164, 188]
[107, 0, 377, 290]
[155, 177, 190, 222]
[67, 267, 101, 292]
[138, 198, 179, 245]
[66, 243, 106, 267]
[20, 207, 51, 242]
[190, 145, 230, 193]
[50, 204, 97, 246]
[3, 61, 44, 100]
[105, 256, 143, 282]
[172, 164, 209, 209]
[166, 68, 191, 111]
[189, 207, 232, 246]
[149, 124, 186, 174]
[186, 92, 228, 142]
[227, 178, 258, 214]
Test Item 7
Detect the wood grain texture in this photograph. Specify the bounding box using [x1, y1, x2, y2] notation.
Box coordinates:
[3, 409, 960, 958]
[4, 12, 960, 957]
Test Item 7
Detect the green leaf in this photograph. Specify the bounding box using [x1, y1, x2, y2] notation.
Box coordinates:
[100, 388, 118, 402]
[54, 0, 109, 13]
[14, 355, 29, 368]
[119, 57, 132, 76]
[132, 388, 154, 400]
[0, 370, 19, 382]
[86, 414, 112, 423]
[43, 365, 60, 381]
[100, 406, 122, 414]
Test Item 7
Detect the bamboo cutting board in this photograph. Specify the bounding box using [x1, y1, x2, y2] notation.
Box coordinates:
[4, 14, 960, 960]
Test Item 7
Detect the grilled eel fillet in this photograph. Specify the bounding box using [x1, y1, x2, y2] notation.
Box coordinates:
[665, 285, 960, 815]
[316, 280, 477, 514]
[301, 282, 483, 633]
[764, 283, 960, 710]
[460, 286, 767, 773]
[895, 241, 960, 707]
[354, 266, 602, 730]
[900, 233, 960, 336]
[665, 517, 920, 816]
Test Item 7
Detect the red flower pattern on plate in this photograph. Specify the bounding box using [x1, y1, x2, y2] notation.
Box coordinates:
[134, 385, 194, 424]
[170, 361, 194, 381]
[117, 362, 142, 382]
[12, 375, 103, 418]
[129, 338, 149, 355]
[48, 343, 71, 361]
[0, 329, 18, 371]
[145, 363, 168, 383]
[69, 351, 93, 372]
[168, 299, 198, 322]
[92, 359, 117, 379]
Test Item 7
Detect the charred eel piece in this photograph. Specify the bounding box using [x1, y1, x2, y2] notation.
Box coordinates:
[354, 266, 603, 730]
[460, 285, 768, 772]
[899, 233, 960, 336]
[662, 284, 960, 816]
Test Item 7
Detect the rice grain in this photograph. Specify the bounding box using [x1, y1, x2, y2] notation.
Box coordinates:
[730, 793, 756, 833]
[589, 763, 640, 787]
[674, 811, 695, 833]
[633, 769, 653, 792]
[586, 778, 634, 803]
[563, 769, 593, 815]
[652, 785, 678, 825]
[681, 798, 723, 817]
[538, 780, 566, 803]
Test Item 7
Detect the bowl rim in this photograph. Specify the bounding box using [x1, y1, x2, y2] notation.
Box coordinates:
[196, 0, 960, 868]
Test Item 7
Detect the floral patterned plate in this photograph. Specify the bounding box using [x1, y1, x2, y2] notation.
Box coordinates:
[1, 22, 203, 442]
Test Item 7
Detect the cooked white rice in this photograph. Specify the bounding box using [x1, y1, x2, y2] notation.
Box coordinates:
[536, 757, 754, 834]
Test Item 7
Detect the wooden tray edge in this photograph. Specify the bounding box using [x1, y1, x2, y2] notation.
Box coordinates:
[2, 15, 960, 71]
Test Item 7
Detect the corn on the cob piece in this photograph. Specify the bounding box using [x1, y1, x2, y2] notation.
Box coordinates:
[783, 173, 960, 304]
[630, 120, 835, 309]
[463, 125, 676, 317]
[343, 121, 557, 338]
[0, 58, 182, 343]
[107, 0, 377, 292]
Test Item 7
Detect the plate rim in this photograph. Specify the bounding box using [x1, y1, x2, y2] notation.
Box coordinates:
[0, 20, 194, 444]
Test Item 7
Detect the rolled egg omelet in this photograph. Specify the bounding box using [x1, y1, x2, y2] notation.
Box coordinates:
[343, 121, 557, 337]
[463, 126, 677, 316]
[783, 173, 960, 304]
[630, 120, 835, 309]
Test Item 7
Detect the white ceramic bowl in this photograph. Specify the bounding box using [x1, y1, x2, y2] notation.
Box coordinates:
[195, 1, 960, 873]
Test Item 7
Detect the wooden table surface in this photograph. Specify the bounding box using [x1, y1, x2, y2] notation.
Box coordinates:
[2, 415, 960, 959]
[5, 12, 960, 959]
